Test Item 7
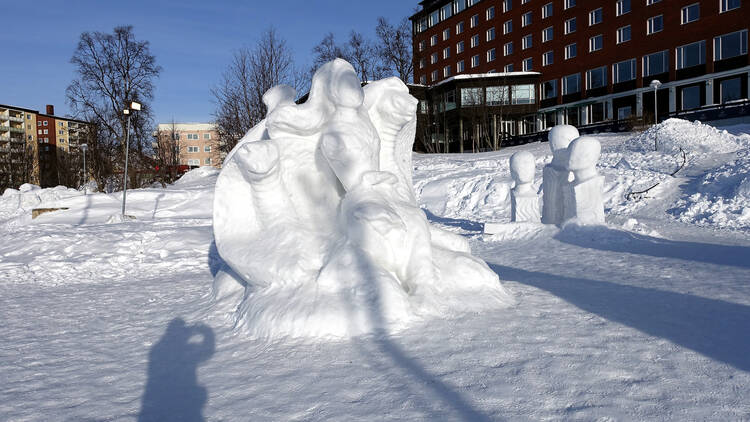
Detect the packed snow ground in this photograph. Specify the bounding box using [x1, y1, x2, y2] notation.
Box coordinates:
[1, 119, 749, 421]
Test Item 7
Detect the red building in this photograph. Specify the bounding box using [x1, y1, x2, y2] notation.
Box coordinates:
[410, 0, 749, 151]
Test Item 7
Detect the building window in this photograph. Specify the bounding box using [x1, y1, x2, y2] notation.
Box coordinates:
[542, 79, 558, 99]
[205, 133, 211, 140]
[419, 75, 427, 84]
[720, 77, 743, 103]
[565, 18, 577, 34]
[586, 66, 607, 89]
[589, 35, 603, 52]
[676, 40, 706, 69]
[444, 65, 452, 77]
[522, 57, 533, 71]
[444, 47, 451, 59]
[457, 41, 465, 53]
[589, 8, 603, 26]
[173, 133, 180, 141]
[487, 48, 497, 62]
[187, 146, 199, 153]
[504, 20, 513, 34]
[486, 86, 509, 105]
[188, 159, 200, 166]
[504, 63, 515, 72]
[470, 14, 479, 28]
[504, 42, 514, 56]
[454, 0, 466, 13]
[431, 53, 438, 64]
[471, 54, 481, 67]
[562, 73, 581, 94]
[487, 27, 496, 41]
[456, 21, 465, 34]
[613, 58, 637, 83]
[543, 50, 554, 66]
[461, 87, 483, 106]
[564, 43, 577, 59]
[37, 121, 41, 126]
[617, 25, 631, 43]
[681, 85, 702, 109]
[522, 34, 533, 49]
[445, 90, 456, 110]
[471, 34, 480, 48]
[643, 50, 669, 76]
[205, 158, 211, 165]
[487, 6, 495, 19]
[457, 60, 466, 72]
[443, 29, 451, 41]
[646, 0, 661, 4]
[616, 0, 631, 16]
[681, 3, 699, 24]
[503, 0, 512, 13]
[43, 121, 48, 126]
[714, 29, 748, 61]
[512, 85, 536, 104]
[204, 145, 211, 152]
[522, 12, 532, 27]
[59, 130, 64, 135]
[27, 114, 31, 120]
[60, 138, 65, 143]
[431, 70, 439, 82]
[431, 35, 438, 46]
[419, 41, 426, 52]
[521, 0, 530, 3]
[43, 129, 48, 134]
[542, 26, 553, 42]
[565, 0, 576, 9]
[647, 15, 663, 35]
[542, 2, 553, 18]
[419, 58, 425, 69]
[720, 0, 741, 13]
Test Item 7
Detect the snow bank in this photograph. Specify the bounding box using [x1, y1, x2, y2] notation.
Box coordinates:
[0, 184, 83, 226]
[171, 167, 220, 189]
[624, 118, 747, 154]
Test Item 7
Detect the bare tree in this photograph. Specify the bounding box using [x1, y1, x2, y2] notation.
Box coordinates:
[154, 120, 181, 184]
[312, 33, 350, 69]
[212, 27, 300, 155]
[375, 17, 413, 83]
[66, 25, 161, 189]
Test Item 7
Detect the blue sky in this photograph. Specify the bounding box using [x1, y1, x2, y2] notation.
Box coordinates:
[0, 0, 415, 123]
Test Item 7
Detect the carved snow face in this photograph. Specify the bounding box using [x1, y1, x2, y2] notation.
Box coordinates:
[567, 136, 601, 171]
[509, 151, 536, 184]
[376, 90, 418, 127]
[548, 125, 580, 155]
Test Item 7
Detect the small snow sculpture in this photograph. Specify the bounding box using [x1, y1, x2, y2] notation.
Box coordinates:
[212, 59, 512, 339]
[541, 125, 579, 225]
[563, 136, 605, 225]
[509, 151, 540, 223]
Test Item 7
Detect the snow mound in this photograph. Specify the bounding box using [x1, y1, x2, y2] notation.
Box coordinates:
[171, 167, 220, 189]
[624, 118, 746, 154]
[0, 184, 83, 225]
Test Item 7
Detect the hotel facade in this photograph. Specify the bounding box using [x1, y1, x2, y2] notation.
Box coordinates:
[410, 0, 749, 151]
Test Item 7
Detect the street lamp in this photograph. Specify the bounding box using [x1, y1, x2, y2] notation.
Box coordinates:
[80, 143, 88, 193]
[122, 101, 141, 217]
[650, 80, 662, 124]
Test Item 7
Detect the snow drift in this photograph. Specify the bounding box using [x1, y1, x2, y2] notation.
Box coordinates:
[624, 118, 747, 154]
[212, 59, 513, 340]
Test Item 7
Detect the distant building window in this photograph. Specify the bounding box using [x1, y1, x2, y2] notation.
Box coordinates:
[456, 21, 465, 34]
[586, 66, 607, 89]
[444, 65, 452, 77]
[187, 146, 199, 153]
[59, 122, 63, 127]
[643, 50, 669, 76]
[420, 75, 427, 84]
[565, 18, 577, 34]
[681, 3, 700, 24]
[504, 41, 514, 56]
[522, 12, 532, 27]
[676, 40, 706, 69]
[512, 84, 535, 104]
[470, 14, 479, 28]
[542, 26, 553, 42]
[647, 15, 663, 35]
[457, 41, 465, 53]
[204, 145, 211, 152]
[617, 25, 631, 43]
[565, 43, 577, 59]
[38, 129, 42, 135]
[457, 60, 465, 72]
[188, 159, 200, 166]
[471, 54, 480, 67]
[173, 133, 180, 141]
[471, 34, 480, 48]
[504, 63, 514, 72]
[486, 6, 495, 20]
[564, 0, 576, 9]
[720, 0, 741, 13]
[681, 85, 702, 110]
[27, 114, 31, 119]
[418, 41, 426, 52]
[204, 157, 211, 165]
[542, 50, 554, 66]
[487, 48, 497, 62]
[461, 87, 483, 106]
[522, 57, 533, 71]
[542, 79, 558, 99]
[442, 29, 450, 41]
[542, 2, 553, 18]
[431, 53, 438, 64]
[43, 129, 48, 134]
[503, 0, 512, 13]
[431, 35, 438, 46]
[589, 34, 603, 52]
[431, 70, 439, 82]
[589, 8, 603, 26]
[720, 77, 743, 103]
[714, 29, 748, 61]
[646, 0, 661, 4]
[37, 121, 41, 126]
[487, 27, 496, 41]
[60, 138, 65, 143]
[613, 58, 637, 83]
[43, 121, 48, 126]
[616, 0, 631, 16]
[444, 47, 451, 59]
[504, 20, 513, 34]
[486, 86, 509, 105]
[522, 34, 533, 49]
[59, 130, 63, 135]
[562, 73, 581, 94]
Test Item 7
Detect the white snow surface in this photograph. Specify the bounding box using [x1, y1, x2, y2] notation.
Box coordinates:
[1, 118, 750, 420]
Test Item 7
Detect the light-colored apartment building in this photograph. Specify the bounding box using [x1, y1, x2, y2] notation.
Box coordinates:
[155, 123, 221, 169]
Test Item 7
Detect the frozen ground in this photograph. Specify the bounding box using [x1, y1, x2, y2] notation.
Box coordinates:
[1, 119, 749, 421]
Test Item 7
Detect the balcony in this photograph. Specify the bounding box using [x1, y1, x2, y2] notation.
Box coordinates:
[9, 126, 24, 134]
[8, 116, 24, 123]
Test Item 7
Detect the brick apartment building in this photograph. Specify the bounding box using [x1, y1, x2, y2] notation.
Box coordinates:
[1, 103, 91, 189]
[410, 0, 749, 152]
[154, 123, 221, 170]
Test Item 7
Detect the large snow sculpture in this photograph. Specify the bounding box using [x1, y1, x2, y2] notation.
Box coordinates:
[213, 59, 513, 339]
[541, 125, 579, 225]
[563, 136, 605, 224]
[509, 151, 540, 223]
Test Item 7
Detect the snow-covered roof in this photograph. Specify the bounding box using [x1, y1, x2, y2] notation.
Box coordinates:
[432, 72, 541, 87]
[156, 122, 216, 131]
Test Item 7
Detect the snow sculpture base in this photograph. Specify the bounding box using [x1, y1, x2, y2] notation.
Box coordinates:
[212, 59, 513, 340]
[541, 166, 570, 225]
[511, 192, 541, 223]
[563, 176, 605, 225]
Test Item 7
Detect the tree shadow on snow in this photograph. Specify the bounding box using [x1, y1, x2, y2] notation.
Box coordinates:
[422, 208, 484, 233]
[554, 224, 750, 269]
[491, 264, 750, 372]
[138, 317, 215, 422]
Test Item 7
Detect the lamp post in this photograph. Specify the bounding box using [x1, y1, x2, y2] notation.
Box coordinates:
[121, 101, 141, 217]
[650, 80, 662, 124]
[80, 143, 88, 193]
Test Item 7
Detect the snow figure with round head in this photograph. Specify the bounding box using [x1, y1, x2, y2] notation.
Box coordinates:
[563, 136, 605, 225]
[212, 58, 513, 340]
[542, 124, 579, 225]
[509, 151, 540, 223]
